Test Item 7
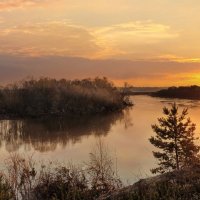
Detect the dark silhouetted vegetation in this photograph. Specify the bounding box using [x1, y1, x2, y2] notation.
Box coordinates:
[153, 85, 200, 100]
[149, 103, 200, 174]
[0, 141, 122, 200]
[0, 176, 14, 200]
[104, 165, 200, 200]
[104, 104, 200, 200]
[1, 152, 200, 199]
[0, 77, 132, 118]
[87, 140, 122, 197]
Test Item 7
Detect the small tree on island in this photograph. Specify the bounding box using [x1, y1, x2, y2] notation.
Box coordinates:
[149, 103, 200, 174]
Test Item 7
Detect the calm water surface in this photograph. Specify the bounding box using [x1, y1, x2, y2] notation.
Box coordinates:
[0, 95, 200, 183]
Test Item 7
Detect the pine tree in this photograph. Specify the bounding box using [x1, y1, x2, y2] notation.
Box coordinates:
[149, 103, 200, 174]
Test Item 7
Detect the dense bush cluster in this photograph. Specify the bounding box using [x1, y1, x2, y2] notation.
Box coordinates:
[0, 77, 132, 118]
[2, 155, 200, 200]
[153, 85, 200, 100]
[0, 176, 14, 200]
[0, 141, 122, 200]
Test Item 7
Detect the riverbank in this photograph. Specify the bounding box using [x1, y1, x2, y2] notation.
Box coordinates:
[100, 166, 200, 200]
[152, 85, 200, 100]
[1, 154, 199, 200]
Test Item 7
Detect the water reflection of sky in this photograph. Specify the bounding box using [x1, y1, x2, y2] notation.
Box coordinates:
[0, 95, 200, 184]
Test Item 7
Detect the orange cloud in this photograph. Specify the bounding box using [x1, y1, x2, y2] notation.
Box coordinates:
[0, 0, 54, 11]
[0, 22, 100, 57]
[93, 21, 179, 59]
[0, 21, 179, 60]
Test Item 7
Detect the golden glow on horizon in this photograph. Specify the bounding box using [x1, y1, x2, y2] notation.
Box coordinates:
[113, 72, 200, 87]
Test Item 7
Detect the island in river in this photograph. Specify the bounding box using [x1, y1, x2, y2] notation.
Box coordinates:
[0, 77, 133, 118]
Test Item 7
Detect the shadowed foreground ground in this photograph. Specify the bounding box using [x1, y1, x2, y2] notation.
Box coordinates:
[100, 166, 200, 200]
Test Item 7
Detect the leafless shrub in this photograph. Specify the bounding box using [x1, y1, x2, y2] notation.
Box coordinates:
[4, 153, 36, 200]
[0, 141, 123, 200]
[33, 163, 90, 200]
[87, 139, 122, 197]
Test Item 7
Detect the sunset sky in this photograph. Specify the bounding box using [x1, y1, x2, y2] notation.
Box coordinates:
[1, 0, 200, 86]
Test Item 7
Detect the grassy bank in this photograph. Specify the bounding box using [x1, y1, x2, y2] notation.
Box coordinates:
[0, 141, 122, 200]
[103, 166, 200, 200]
[0, 154, 200, 200]
[0, 77, 133, 118]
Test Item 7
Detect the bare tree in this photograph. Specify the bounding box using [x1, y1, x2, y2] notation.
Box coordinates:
[87, 139, 122, 195]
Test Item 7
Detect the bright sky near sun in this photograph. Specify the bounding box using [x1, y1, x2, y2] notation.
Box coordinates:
[1, 0, 200, 86]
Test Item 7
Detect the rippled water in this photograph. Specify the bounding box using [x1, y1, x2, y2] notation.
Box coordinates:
[0, 95, 200, 183]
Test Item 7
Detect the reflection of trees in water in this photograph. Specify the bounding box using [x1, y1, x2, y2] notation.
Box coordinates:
[122, 108, 133, 129]
[0, 110, 132, 153]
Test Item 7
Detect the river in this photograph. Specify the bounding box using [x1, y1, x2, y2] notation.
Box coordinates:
[0, 95, 200, 184]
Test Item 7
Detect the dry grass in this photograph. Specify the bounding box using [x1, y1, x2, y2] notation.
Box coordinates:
[0, 140, 123, 200]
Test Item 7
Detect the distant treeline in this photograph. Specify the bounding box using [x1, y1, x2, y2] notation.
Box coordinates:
[0, 77, 132, 118]
[153, 85, 200, 100]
